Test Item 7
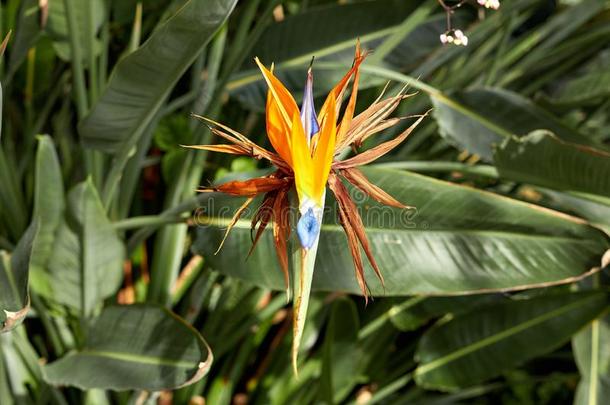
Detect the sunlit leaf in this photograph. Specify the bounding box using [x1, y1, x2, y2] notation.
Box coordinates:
[193, 167, 609, 295]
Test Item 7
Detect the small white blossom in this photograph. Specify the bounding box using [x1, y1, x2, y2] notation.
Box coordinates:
[440, 29, 468, 46]
[454, 29, 468, 46]
[477, 0, 500, 9]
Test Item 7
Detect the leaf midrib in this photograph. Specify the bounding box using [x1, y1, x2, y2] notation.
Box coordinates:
[415, 295, 600, 377]
[79, 350, 198, 369]
[196, 216, 596, 244]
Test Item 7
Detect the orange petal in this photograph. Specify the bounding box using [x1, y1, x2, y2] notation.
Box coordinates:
[290, 112, 315, 203]
[266, 91, 294, 167]
[336, 49, 362, 145]
[255, 57, 300, 129]
[318, 44, 366, 125]
[311, 94, 337, 203]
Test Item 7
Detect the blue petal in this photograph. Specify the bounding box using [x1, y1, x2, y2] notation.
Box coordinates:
[297, 208, 320, 249]
[300, 68, 320, 140]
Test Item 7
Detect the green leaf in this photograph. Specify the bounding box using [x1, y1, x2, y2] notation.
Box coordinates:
[550, 70, 610, 106]
[79, 0, 238, 152]
[432, 87, 602, 161]
[493, 130, 610, 198]
[43, 304, 212, 391]
[319, 298, 360, 404]
[0, 329, 48, 402]
[0, 348, 11, 405]
[0, 223, 37, 333]
[543, 190, 610, 233]
[192, 166, 609, 295]
[6, 0, 41, 81]
[414, 291, 609, 390]
[389, 295, 499, 332]
[227, 0, 459, 109]
[250, 0, 417, 67]
[45, 0, 105, 63]
[573, 275, 610, 405]
[30, 176, 124, 317]
[29, 136, 65, 299]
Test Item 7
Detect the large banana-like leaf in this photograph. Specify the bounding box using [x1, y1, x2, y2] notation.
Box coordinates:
[192, 167, 609, 295]
[414, 291, 609, 390]
[43, 305, 212, 391]
[79, 0, 237, 152]
[494, 130, 610, 198]
[0, 224, 37, 333]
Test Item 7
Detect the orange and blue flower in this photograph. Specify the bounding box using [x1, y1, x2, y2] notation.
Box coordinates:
[188, 43, 426, 298]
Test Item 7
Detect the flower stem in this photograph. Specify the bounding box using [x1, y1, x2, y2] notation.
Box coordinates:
[291, 201, 324, 375]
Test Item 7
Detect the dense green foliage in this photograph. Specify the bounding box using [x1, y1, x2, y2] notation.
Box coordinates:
[1, 0, 609, 404]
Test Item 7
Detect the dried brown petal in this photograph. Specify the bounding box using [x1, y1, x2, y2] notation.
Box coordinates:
[333, 113, 427, 169]
[201, 176, 291, 197]
[340, 167, 411, 209]
[272, 188, 291, 291]
[328, 173, 384, 300]
[191, 114, 290, 172]
[215, 197, 255, 254]
[337, 93, 411, 151]
[248, 192, 277, 256]
[183, 144, 249, 156]
[335, 45, 362, 145]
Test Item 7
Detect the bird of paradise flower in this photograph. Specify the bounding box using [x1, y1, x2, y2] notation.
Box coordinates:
[188, 43, 427, 373]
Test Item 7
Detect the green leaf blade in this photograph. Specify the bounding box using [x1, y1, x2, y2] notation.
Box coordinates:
[43, 305, 212, 391]
[79, 0, 238, 153]
[0, 223, 37, 333]
[432, 88, 603, 161]
[193, 167, 609, 295]
[414, 291, 609, 390]
[494, 130, 610, 198]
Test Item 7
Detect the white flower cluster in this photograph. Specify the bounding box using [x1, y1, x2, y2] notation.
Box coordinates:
[440, 29, 468, 46]
[477, 0, 500, 9]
